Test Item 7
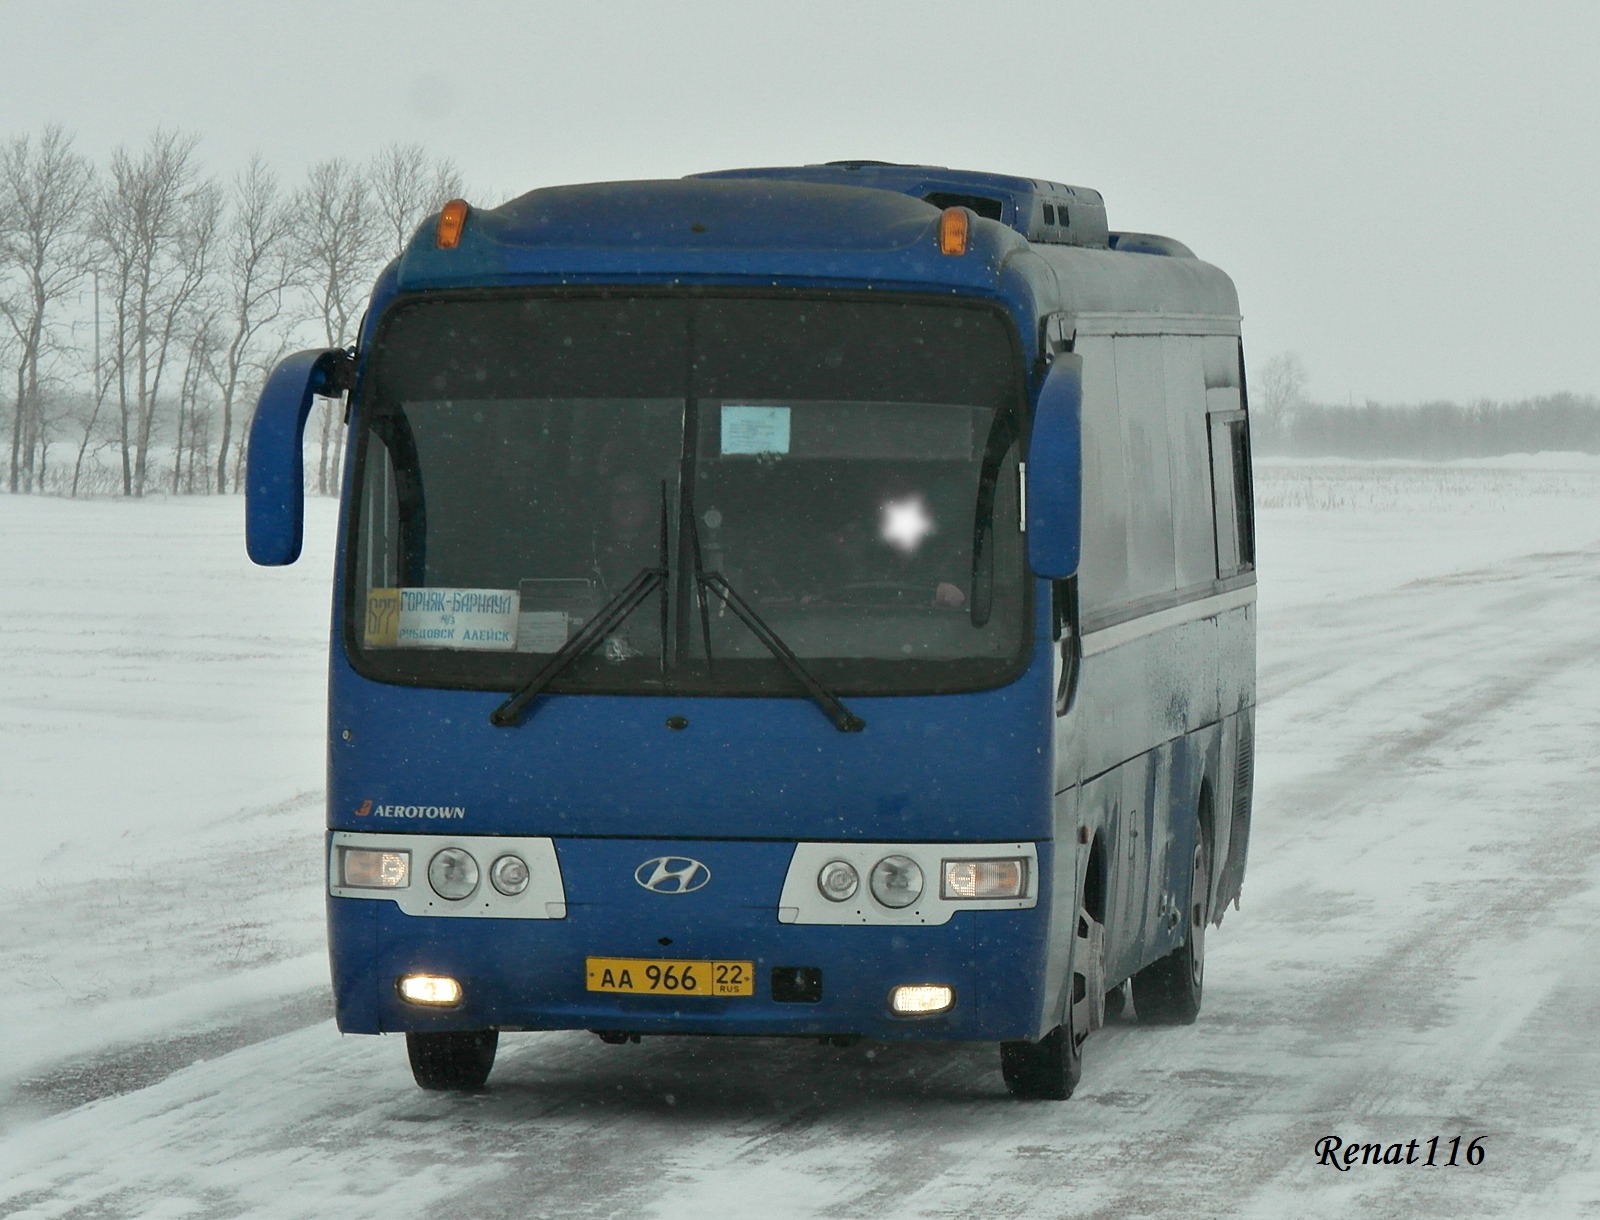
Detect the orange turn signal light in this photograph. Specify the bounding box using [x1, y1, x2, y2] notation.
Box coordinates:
[938, 207, 970, 256]
[436, 199, 469, 249]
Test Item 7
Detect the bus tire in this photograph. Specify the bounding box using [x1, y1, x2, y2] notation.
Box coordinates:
[1132, 829, 1210, 1025]
[406, 1029, 498, 1091]
[1000, 1021, 1081, 1100]
[1000, 904, 1101, 1099]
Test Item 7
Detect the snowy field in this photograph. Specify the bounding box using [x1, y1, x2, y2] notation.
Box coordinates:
[3, 457, 1600, 1218]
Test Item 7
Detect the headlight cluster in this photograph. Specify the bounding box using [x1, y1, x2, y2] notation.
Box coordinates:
[815, 854, 925, 908]
[343, 845, 532, 900]
[814, 854, 1028, 908]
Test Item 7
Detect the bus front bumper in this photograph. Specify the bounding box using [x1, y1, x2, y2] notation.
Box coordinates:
[327, 837, 1057, 1043]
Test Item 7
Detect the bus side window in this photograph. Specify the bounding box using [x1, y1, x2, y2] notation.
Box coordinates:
[1230, 417, 1256, 569]
[358, 412, 428, 591]
[1114, 337, 1177, 603]
[1205, 405, 1254, 579]
[358, 432, 401, 592]
[1075, 336, 1130, 617]
[1161, 336, 1214, 591]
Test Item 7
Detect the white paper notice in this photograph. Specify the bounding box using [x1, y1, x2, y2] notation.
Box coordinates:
[396, 588, 520, 650]
[517, 610, 570, 653]
[721, 405, 791, 455]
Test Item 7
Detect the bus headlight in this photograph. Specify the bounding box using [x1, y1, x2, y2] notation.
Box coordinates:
[816, 860, 859, 902]
[870, 855, 923, 909]
[428, 848, 480, 900]
[942, 858, 1028, 900]
[341, 847, 410, 888]
[489, 854, 530, 895]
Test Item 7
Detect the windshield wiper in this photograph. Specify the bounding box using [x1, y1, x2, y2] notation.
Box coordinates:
[493, 486, 865, 733]
[688, 515, 864, 734]
[491, 483, 672, 728]
[489, 566, 664, 726]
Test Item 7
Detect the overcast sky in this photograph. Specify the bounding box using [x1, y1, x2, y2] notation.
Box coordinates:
[4, 0, 1595, 403]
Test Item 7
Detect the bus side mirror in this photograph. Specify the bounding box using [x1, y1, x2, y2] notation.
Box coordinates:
[1026, 353, 1083, 579]
[245, 348, 352, 566]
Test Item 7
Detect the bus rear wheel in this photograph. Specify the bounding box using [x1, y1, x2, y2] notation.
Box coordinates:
[406, 1029, 498, 1091]
[1132, 831, 1210, 1024]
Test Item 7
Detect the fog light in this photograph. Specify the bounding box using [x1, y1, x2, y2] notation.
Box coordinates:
[870, 855, 923, 909]
[942, 858, 1027, 900]
[398, 974, 462, 1006]
[490, 854, 530, 896]
[890, 984, 954, 1015]
[341, 847, 410, 888]
[816, 860, 859, 902]
[428, 848, 479, 900]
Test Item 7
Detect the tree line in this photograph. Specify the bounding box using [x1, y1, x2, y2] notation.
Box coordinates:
[13, 140, 1595, 498]
[1251, 352, 1600, 459]
[1, 126, 462, 497]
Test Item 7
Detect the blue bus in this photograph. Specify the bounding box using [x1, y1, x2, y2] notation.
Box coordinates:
[246, 162, 1255, 1100]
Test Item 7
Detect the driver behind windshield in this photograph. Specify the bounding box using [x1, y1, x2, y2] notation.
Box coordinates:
[704, 470, 968, 610]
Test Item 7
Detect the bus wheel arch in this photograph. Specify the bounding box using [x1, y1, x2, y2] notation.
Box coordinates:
[999, 834, 1107, 1101]
[1196, 777, 1219, 927]
[1081, 832, 1108, 927]
[1130, 792, 1212, 1025]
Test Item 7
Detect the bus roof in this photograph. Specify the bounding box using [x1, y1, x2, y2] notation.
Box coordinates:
[692, 162, 1111, 249]
[390, 169, 1238, 326]
[395, 176, 1026, 293]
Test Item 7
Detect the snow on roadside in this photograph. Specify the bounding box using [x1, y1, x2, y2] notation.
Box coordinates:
[0, 495, 339, 1089]
[1255, 454, 1600, 607]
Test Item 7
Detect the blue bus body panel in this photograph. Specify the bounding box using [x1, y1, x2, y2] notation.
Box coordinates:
[327, 642, 1055, 843]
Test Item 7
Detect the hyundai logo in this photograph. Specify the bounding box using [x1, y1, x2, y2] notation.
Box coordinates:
[635, 856, 711, 894]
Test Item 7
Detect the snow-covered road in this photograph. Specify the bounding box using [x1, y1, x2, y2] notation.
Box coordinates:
[4, 460, 1600, 1218]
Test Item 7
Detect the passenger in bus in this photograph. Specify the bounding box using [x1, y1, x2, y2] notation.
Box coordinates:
[589, 470, 661, 593]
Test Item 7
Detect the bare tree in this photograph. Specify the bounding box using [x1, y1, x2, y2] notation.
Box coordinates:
[33, 381, 84, 493]
[294, 157, 380, 494]
[210, 156, 293, 493]
[141, 180, 220, 495]
[171, 313, 215, 493]
[1257, 352, 1308, 426]
[0, 125, 93, 493]
[68, 274, 116, 497]
[0, 326, 16, 483]
[370, 142, 464, 262]
[95, 130, 220, 496]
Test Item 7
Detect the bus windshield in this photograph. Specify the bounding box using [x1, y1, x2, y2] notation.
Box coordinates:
[347, 292, 1029, 697]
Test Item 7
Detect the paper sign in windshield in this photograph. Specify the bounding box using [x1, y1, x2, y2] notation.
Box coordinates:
[367, 588, 521, 650]
[721, 405, 791, 455]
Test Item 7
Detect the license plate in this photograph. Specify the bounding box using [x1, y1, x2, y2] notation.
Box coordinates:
[585, 956, 755, 997]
